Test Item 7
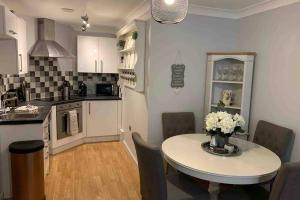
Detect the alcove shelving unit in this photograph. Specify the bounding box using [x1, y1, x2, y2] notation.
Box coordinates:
[116, 20, 146, 92]
[204, 52, 256, 132]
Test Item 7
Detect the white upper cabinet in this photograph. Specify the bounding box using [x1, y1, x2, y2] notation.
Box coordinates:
[99, 37, 118, 73]
[77, 35, 118, 73]
[0, 6, 17, 39]
[17, 17, 27, 74]
[0, 5, 27, 74]
[77, 36, 99, 73]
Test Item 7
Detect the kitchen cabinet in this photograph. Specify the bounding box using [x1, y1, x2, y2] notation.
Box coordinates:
[99, 37, 118, 73]
[17, 17, 27, 74]
[77, 36, 118, 73]
[77, 36, 99, 73]
[0, 5, 17, 39]
[204, 52, 255, 133]
[0, 5, 27, 74]
[86, 101, 118, 137]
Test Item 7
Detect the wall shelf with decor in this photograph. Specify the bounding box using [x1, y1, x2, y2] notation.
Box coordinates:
[204, 52, 256, 132]
[116, 20, 145, 92]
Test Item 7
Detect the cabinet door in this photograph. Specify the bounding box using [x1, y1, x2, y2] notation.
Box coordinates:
[99, 37, 118, 73]
[17, 18, 27, 74]
[4, 7, 17, 38]
[86, 101, 118, 137]
[77, 36, 99, 73]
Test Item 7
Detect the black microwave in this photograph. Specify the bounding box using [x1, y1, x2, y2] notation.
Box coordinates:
[96, 83, 118, 96]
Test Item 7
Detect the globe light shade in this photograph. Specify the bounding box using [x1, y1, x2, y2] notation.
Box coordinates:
[151, 0, 188, 24]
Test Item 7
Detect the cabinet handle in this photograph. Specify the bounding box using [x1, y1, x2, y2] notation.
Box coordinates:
[19, 54, 22, 72]
[101, 60, 103, 73]
[95, 60, 97, 72]
[89, 103, 91, 114]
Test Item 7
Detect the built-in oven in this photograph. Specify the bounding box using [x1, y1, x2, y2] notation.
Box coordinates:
[56, 102, 83, 140]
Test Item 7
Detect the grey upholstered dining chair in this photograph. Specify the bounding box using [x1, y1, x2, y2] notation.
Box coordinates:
[162, 112, 195, 140]
[132, 132, 208, 200]
[253, 120, 295, 163]
[219, 162, 300, 200]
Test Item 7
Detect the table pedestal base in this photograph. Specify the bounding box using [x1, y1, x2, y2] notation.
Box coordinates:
[208, 182, 220, 200]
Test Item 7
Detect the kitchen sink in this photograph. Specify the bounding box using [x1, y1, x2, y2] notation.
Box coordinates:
[0, 113, 39, 120]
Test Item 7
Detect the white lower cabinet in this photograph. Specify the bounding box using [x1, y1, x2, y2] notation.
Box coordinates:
[86, 101, 118, 137]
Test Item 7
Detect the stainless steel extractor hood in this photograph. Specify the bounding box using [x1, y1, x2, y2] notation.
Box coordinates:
[30, 18, 74, 58]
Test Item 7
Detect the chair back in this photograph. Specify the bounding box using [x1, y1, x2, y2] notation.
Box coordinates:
[132, 132, 167, 200]
[162, 112, 195, 140]
[253, 120, 295, 163]
[270, 162, 300, 200]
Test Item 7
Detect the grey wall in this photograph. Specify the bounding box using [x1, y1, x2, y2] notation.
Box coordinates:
[238, 3, 300, 162]
[147, 15, 239, 144]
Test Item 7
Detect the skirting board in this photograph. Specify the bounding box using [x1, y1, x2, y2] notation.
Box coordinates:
[122, 139, 137, 164]
[51, 135, 120, 155]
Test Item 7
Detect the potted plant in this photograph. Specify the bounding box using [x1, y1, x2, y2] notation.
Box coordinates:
[205, 111, 245, 148]
[132, 31, 138, 40]
[117, 40, 125, 50]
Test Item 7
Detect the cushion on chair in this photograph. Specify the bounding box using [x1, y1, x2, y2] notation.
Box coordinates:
[162, 112, 196, 140]
[269, 162, 300, 200]
[132, 132, 208, 200]
[132, 132, 168, 200]
[253, 120, 295, 163]
[220, 162, 300, 200]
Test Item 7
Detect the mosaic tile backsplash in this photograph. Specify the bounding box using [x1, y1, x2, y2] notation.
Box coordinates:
[0, 57, 118, 99]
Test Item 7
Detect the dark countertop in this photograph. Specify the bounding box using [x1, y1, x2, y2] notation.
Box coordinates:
[41, 95, 122, 105]
[0, 95, 122, 125]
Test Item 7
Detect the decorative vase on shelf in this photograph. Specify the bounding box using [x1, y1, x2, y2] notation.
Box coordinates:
[205, 111, 245, 148]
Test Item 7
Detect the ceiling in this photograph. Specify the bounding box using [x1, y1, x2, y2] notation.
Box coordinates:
[1, 0, 282, 28]
[190, 0, 266, 10]
[2, 0, 144, 27]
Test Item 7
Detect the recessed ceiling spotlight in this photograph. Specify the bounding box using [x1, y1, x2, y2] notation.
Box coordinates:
[61, 8, 74, 13]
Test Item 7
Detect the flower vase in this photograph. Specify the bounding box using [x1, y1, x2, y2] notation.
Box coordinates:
[210, 135, 229, 148]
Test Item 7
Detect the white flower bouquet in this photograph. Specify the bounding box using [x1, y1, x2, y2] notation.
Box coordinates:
[205, 111, 245, 137]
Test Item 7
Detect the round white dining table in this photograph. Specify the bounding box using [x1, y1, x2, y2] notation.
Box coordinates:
[162, 134, 281, 200]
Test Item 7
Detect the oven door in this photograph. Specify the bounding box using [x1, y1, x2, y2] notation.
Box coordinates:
[56, 110, 69, 140]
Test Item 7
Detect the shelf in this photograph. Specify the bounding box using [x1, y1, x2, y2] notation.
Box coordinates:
[119, 47, 135, 53]
[118, 67, 134, 71]
[211, 104, 241, 110]
[212, 80, 243, 84]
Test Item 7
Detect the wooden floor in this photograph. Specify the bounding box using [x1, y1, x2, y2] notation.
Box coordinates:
[45, 142, 141, 200]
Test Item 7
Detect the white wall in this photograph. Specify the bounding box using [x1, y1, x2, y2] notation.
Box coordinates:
[121, 20, 151, 159]
[147, 14, 239, 145]
[55, 22, 77, 71]
[122, 87, 149, 161]
[238, 3, 300, 162]
[22, 16, 118, 72]
[21, 15, 77, 71]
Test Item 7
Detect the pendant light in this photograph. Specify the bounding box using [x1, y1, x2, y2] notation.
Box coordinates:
[151, 0, 188, 24]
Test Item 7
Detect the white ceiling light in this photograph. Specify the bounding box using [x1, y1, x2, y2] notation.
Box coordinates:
[151, 0, 188, 24]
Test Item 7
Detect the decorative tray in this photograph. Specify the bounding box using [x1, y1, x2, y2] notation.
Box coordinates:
[201, 142, 240, 157]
